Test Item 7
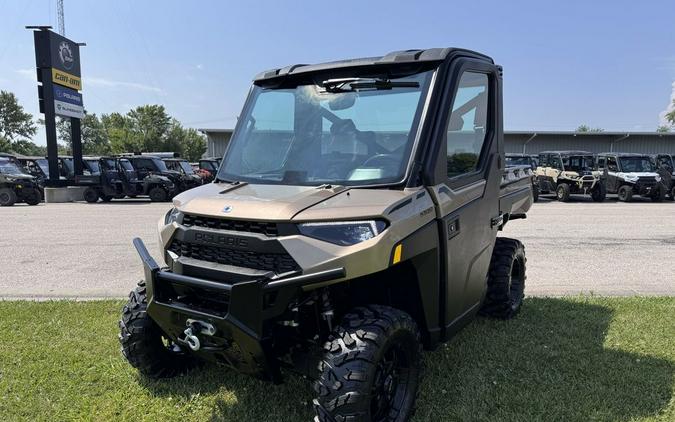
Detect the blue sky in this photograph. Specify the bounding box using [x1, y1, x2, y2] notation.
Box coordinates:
[1, 0, 674, 145]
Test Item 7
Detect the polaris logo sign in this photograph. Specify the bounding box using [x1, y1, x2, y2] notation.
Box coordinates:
[53, 85, 84, 118]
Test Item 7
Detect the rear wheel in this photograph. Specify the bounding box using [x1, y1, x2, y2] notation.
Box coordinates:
[83, 187, 99, 203]
[532, 183, 539, 202]
[480, 237, 526, 319]
[119, 281, 199, 378]
[651, 186, 665, 202]
[591, 184, 606, 202]
[24, 188, 41, 205]
[314, 305, 422, 422]
[101, 195, 113, 202]
[148, 187, 167, 202]
[556, 183, 571, 202]
[617, 185, 633, 202]
[0, 188, 17, 206]
[670, 186, 675, 201]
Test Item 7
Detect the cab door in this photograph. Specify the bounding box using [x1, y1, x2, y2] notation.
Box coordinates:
[428, 61, 502, 337]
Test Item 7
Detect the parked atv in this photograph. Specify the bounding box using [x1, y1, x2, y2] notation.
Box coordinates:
[127, 155, 183, 198]
[536, 151, 606, 202]
[163, 158, 203, 192]
[654, 154, 674, 200]
[80, 156, 127, 203]
[0, 156, 42, 206]
[117, 157, 176, 201]
[506, 153, 539, 201]
[596, 153, 665, 202]
[15, 155, 49, 196]
[198, 157, 221, 182]
[119, 47, 533, 421]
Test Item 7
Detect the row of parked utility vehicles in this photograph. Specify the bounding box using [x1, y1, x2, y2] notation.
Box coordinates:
[0, 153, 221, 205]
[506, 151, 675, 202]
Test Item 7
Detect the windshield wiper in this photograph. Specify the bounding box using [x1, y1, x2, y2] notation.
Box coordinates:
[321, 77, 419, 93]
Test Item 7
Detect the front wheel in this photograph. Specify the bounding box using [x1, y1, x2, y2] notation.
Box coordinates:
[314, 305, 422, 422]
[617, 185, 633, 202]
[651, 186, 665, 202]
[148, 187, 168, 202]
[24, 188, 42, 205]
[83, 187, 99, 203]
[480, 237, 526, 319]
[0, 188, 17, 206]
[119, 281, 199, 378]
[556, 183, 571, 202]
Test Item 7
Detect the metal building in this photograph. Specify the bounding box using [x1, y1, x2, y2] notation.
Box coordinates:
[199, 128, 675, 159]
[505, 131, 675, 155]
[199, 128, 234, 158]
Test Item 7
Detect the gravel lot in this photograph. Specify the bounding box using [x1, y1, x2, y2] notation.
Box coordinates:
[1, 196, 673, 298]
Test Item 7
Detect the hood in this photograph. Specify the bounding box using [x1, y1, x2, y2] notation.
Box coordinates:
[173, 183, 349, 220]
[2, 173, 35, 181]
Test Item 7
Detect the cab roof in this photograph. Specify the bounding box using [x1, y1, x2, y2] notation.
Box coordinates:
[254, 48, 494, 84]
[539, 150, 593, 156]
[597, 152, 652, 157]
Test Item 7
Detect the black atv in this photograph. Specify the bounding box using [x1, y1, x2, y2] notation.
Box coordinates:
[127, 155, 182, 198]
[163, 158, 203, 192]
[117, 157, 176, 202]
[0, 156, 42, 206]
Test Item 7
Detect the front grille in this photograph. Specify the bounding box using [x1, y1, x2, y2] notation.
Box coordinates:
[182, 214, 279, 237]
[169, 239, 299, 274]
[637, 176, 657, 186]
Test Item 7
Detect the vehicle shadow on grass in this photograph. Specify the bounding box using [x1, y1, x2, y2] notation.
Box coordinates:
[416, 298, 674, 421]
[139, 298, 673, 421]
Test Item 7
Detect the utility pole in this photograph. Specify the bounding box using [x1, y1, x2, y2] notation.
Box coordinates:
[57, 0, 65, 36]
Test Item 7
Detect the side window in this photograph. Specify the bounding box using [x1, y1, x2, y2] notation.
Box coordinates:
[446, 71, 489, 179]
[550, 155, 563, 170]
[539, 154, 548, 166]
[596, 157, 605, 170]
[607, 157, 619, 172]
[135, 159, 152, 171]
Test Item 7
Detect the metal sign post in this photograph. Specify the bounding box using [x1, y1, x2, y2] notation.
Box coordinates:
[28, 26, 85, 185]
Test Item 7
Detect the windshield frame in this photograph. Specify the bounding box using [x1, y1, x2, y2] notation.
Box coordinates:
[562, 155, 595, 172]
[217, 68, 438, 187]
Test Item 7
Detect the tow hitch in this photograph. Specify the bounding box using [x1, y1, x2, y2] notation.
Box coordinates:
[182, 319, 216, 351]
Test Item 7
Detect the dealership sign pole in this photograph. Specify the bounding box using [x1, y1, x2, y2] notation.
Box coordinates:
[28, 26, 85, 184]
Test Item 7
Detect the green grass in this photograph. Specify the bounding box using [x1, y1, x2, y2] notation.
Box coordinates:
[0, 297, 673, 421]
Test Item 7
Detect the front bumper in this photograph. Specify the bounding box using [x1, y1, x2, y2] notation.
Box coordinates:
[133, 238, 344, 381]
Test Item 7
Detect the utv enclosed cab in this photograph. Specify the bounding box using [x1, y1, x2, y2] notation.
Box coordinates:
[114, 157, 175, 202]
[119, 48, 533, 422]
[163, 158, 202, 192]
[536, 151, 606, 202]
[0, 156, 41, 206]
[128, 155, 182, 196]
[198, 157, 221, 182]
[596, 153, 664, 201]
[16, 156, 50, 188]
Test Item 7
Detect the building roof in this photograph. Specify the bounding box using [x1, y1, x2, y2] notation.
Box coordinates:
[505, 131, 675, 137]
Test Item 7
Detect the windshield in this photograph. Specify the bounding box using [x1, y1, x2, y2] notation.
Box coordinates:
[101, 158, 117, 171]
[563, 155, 595, 172]
[0, 158, 27, 175]
[61, 158, 74, 175]
[620, 157, 655, 173]
[120, 159, 134, 171]
[218, 70, 434, 186]
[35, 159, 49, 175]
[201, 160, 217, 171]
[505, 156, 530, 166]
[178, 160, 194, 174]
[153, 158, 169, 172]
[85, 160, 101, 174]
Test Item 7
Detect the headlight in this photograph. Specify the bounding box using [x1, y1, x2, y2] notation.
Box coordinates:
[164, 207, 181, 225]
[298, 220, 387, 246]
[623, 174, 639, 182]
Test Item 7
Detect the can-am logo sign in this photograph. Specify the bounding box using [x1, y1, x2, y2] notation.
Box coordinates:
[58, 41, 74, 70]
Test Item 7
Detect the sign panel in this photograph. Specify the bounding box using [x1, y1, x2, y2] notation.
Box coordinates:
[52, 68, 82, 90]
[54, 99, 84, 119]
[53, 85, 83, 107]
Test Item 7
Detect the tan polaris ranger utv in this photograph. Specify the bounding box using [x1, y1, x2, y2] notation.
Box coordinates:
[119, 48, 533, 421]
[535, 151, 606, 202]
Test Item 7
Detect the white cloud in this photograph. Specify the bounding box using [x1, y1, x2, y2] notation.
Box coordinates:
[87, 76, 165, 94]
[196, 64, 204, 70]
[658, 81, 675, 126]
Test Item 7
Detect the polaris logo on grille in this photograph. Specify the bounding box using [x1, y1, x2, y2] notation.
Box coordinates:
[194, 232, 249, 248]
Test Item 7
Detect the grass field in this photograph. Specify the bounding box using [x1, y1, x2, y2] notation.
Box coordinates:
[0, 297, 673, 421]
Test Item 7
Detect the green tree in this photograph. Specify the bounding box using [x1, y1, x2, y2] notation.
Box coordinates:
[102, 112, 140, 154]
[576, 124, 604, 133]
[57, 114, 111, 155]
[665, 100, 675, 126]
[127, 105, 171, 152]
[10, 140, 47, 156]
[656, 125, 671, 133]
[0, 91, 37, 143]
[181, 127, 207, 162]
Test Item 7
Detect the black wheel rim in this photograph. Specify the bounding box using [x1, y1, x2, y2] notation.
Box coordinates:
[370, 343, 411, 421]
[509, 256, 525, 308]
[0, 192, 9, 204]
